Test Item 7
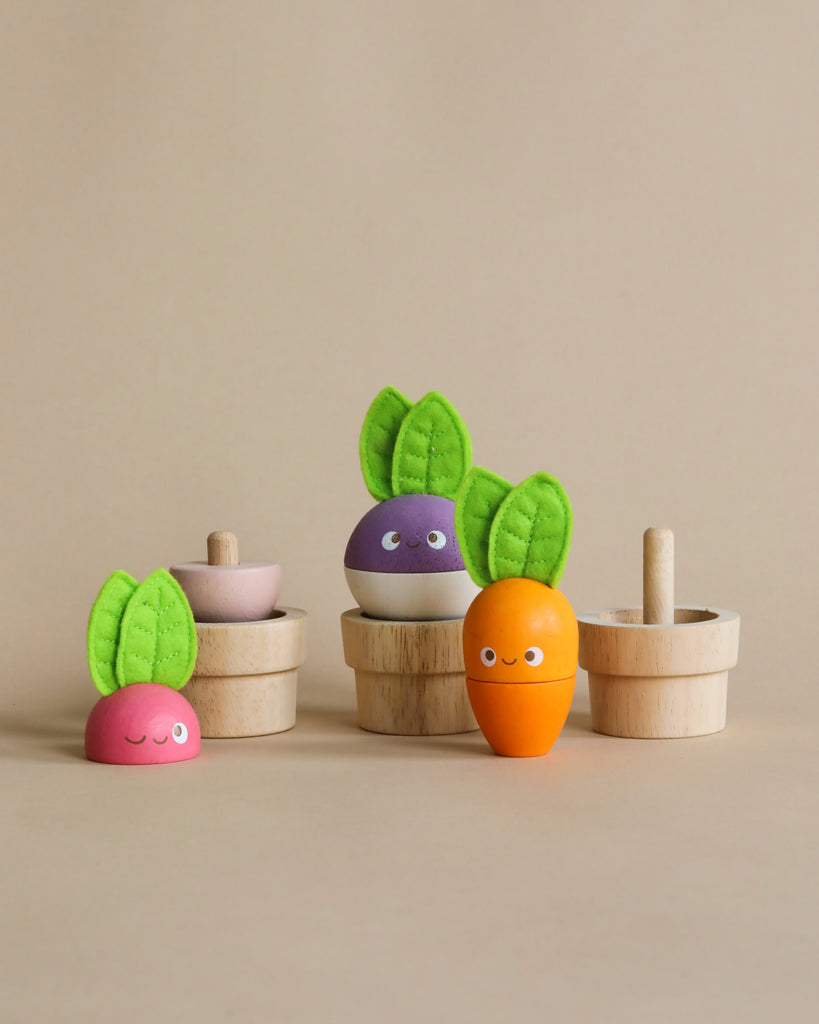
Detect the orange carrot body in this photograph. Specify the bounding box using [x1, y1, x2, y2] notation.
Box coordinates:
[463, 577, 578, 757]
[466, 677, 575, 757]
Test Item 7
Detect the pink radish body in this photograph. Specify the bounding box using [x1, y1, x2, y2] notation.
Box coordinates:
[85, 683, 201, 765]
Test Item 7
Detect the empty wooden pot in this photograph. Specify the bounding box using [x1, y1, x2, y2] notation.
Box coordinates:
[340, 610, 478, 735]
[171, 532, 306, 738]
[577, 528, 740, 738]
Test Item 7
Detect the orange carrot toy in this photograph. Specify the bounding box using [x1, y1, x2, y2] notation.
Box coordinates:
[454, 468, 578, 757]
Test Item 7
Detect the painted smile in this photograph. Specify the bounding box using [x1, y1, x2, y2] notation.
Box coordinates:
[125, 735, 146, 745]
[152, 736, 168, 745]
[406, 541, 421, 548]
[501, 657, 517, 665]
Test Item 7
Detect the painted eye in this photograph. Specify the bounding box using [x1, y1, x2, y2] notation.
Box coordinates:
[426, 531, 447, 550]
[381, 532, 401, 551]
[171, 723, 188, 744]
[480, 647, 496, 667]
[524, 647, 544, 667]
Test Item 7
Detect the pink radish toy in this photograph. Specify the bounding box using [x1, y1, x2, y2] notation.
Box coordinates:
[85, 683, 200, 765]
[85, 568, 201, 765]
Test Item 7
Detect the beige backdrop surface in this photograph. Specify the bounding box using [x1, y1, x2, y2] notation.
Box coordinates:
[2, 3, 816, 1022]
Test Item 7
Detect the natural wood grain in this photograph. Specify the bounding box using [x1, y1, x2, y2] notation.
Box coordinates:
[194, 609, 305, 676]
[643, 527, 674, 625]
[578, 607, 739, 677]
[184, 670, 298, 738]
[340, 609, 478, 735]
[579, 525, 741, 739]
[586, 669, 729, 738]
[578, 607, 740, 738]
[185, 608, 307, 737]
[207, 530, 240, 566]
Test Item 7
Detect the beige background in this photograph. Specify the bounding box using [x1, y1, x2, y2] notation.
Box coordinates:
[2, 3, 816, 1021]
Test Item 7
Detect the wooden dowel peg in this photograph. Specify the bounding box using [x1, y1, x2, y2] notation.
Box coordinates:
[643, 527, 674, 625]
[207, 530, 239, 567]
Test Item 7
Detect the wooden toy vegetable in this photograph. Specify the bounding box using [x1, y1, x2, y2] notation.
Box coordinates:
[454, 467, 578, 757]
[577, 528, 740, 738]
[170, 531, 306, 738]
[85, 568, 201, 765]
[169, 530, 281, 623]
[341, 387, 479, 735]
[344, 387, 479, 621]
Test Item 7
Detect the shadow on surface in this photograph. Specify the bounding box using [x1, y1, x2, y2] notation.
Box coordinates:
[294, 701, 360, 733]
[289, 682, 596, 759]
[0, 702, 89, 763]
[278, 726, 493, 761]
[563, 708, 595, 736]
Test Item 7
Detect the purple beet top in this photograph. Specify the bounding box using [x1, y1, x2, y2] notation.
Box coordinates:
[344, 494, 466, 574]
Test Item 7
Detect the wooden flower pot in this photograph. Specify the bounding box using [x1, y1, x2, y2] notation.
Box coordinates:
[577, 528, 740, 738]
[184, 608, 307, 738]
[340, 609, 478, 735]
[578, 606, 739, 738]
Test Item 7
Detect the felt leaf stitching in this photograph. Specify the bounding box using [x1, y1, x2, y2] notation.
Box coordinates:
[359, 386, 413, 501]
[391, 391, 472, 499]
[87, 570, 139, 695]
[115, 569, 197, 689]
[454, 467, 513, 588]
[487, 472, 573, 587]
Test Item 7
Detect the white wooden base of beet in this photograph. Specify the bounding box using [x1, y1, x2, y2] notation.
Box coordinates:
[184, 607, 306, 738]
[340, 609, 478, 735]
[344, 567, 479, 621]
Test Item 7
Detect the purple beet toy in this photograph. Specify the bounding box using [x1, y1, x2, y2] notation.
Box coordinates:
[344, 387, 479, 620]
[85, 568, 201, 764]
[340, 387, 481, 736]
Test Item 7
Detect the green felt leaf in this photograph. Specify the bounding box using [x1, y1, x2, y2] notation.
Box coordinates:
[487, 472, 573, 586]
[359, 386, 413, 501]
[87, 570, 139, 695]
[116, 569, 198, 689]
[454, 467, 513, 588]
[392, 391, 472, 499]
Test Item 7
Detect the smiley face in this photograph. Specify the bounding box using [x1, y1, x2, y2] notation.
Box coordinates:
[345, 493, 466, 574]
[463, 577, 578, 683]
[478, 644, 545, 669]
[123, 722, 190, 746]
[85, 683, 201, 765]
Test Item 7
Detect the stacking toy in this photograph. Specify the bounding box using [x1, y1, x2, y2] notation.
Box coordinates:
[341, 388, 479, 735]
[85, 568, 201, 765]
[341, 613, 475, 734]
[171, 531, 306, 738]
[169, 530, 281, 622]
[455, 467, 578, 757]
[577, 528, 740, 738]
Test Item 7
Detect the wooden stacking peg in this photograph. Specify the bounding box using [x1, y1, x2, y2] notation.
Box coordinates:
[642, 527, 674, 626]
[577, 528, 740, 738]
[170, 532, 306, 738]
[207, 529, 239, 567]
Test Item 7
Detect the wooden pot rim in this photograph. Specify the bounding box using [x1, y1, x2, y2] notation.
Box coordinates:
[342, 607, 466, 626]
[577, 606, 739, 677]
[194, 606, 307, 676]
[340, 608, 465, 674]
